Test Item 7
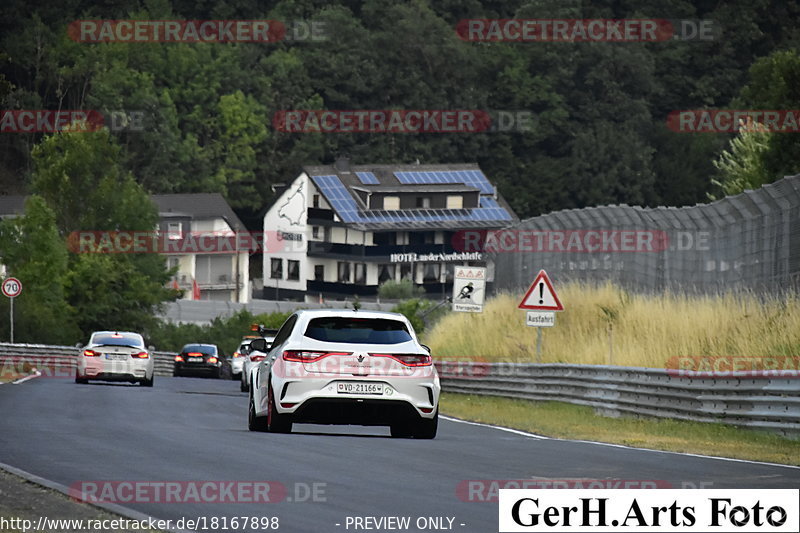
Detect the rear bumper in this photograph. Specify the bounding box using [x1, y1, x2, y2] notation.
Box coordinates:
[77, 357, 152, 380]
[174, 363, 219, 375]
[265, 373, 440, 422]
[291, 398, 426, 426]
[80, 372, 145, 382]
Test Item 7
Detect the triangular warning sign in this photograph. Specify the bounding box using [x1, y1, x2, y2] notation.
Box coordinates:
[519, 270, 564, 311]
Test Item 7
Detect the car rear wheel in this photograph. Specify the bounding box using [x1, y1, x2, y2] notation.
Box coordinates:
[75, 372, 88, 385]
[411, 411, 438, 439]
[389, 422, 412, 438]
[248, 395, 268, 432]
[231, 372, 240, 381]
[141, 375, 154, 387]
[240, 376, 249, 392]
[266, 380, 292, 434]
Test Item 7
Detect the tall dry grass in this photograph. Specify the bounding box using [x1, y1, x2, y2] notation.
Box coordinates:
[425, 282, 800, 368]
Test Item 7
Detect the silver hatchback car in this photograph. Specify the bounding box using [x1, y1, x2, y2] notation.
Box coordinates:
[248, 309, 439, 438]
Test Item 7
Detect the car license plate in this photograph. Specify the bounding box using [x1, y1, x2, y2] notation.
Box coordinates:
[188, 357, 203, 362]
[105, 353, 127, 361]
[337, 382, 383, 395]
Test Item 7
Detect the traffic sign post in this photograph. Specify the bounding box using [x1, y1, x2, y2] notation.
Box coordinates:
[452, 266, 487, 313]
[2, 277, 22, 343]
[518, 270, 562, 362]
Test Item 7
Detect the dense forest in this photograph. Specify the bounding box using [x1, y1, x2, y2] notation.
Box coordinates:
[2, 0, 800, 227]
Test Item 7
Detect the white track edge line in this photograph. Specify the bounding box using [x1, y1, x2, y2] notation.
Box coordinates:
[12, 370, 41, 384]
[441, 415, 800, 471]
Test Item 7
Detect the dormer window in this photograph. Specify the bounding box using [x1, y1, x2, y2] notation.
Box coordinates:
[446, 195, 463, 209]
[384, 196, 400, 210]
[167, 222, 182, 240]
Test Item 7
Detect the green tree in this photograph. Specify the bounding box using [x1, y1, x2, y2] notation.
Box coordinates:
[0, 196, 80, 344]
[710, 124, 772, 199]
[736, 50, 800, 181]
[30, 127, 176, 336]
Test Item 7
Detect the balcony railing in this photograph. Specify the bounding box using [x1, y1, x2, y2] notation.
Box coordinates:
[307, 241, 454, 259]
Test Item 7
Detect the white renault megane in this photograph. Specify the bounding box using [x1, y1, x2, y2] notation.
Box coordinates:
[248, 309, 439, 438]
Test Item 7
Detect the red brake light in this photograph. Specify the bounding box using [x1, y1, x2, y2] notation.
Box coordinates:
[83, 349, 100, 357]
[370, 353, 432, 367]
[250, 354, 265, 362]
[232, 352, 241, 358]
[186, 352, 203, 357]
[174, 355, 184, 362]
[282, 351, 351, 363]
[132, 351, 149, 359]
[207, 356, 218, 363]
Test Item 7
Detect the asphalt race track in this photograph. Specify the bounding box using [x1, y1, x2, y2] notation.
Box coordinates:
[1, 377, 799, 532]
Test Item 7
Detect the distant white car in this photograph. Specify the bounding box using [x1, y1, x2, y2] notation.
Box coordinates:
[75, 331, 154, 387]
[248, 309, 439, 438]
[241, 336, 274, 392]
[231, 338, 256, 381]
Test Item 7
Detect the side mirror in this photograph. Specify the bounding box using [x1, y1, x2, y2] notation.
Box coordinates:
[250, 338, 268, 353]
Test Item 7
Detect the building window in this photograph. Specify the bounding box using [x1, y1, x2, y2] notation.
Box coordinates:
[167, 256, 180, 270]
[270, 258, 283, 279]
[378, 264, 396, 283]
[373, 232, 396, 246]
[287, 260, 300, 281]
[354, 263, 366, 284]
[314, 265, 324, 281]
[313, 194, 320, 208]
[446, 195, 463, 209]
[422, 263, 440, 283]
[416, 197, 431, 208]
[383, 196, 400, 210]
[400, 263, 414, 280]
[167, 222, 182, 240]
[312, 226, 320, 239]
[338, 262, 351, 283]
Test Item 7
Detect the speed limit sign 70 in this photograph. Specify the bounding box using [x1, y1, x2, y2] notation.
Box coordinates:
[2, 277, 22, 298]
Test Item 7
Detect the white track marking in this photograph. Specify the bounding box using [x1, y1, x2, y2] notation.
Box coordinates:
[442, 415, 800, 470]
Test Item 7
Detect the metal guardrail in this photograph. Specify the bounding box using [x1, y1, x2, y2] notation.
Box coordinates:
[0, 343, 177, 378]
[436, 362, 800, 436]
[3, 343, 798, 436]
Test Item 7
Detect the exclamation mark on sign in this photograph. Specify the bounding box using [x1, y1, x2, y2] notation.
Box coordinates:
[539, 282, 544, 304]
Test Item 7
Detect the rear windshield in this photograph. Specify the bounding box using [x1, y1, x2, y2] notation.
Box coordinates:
[181, 344, 216, 355]
[304, 317, 413, 344]
[91, 334, 144, 348]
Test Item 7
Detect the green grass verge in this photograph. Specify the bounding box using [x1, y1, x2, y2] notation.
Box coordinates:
[440, 392, 800, 466]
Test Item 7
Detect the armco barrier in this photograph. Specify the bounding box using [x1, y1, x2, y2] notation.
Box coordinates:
[3, 343, 798, 436]
[0, 343, 177, 378]
[436, 361, 800, 437]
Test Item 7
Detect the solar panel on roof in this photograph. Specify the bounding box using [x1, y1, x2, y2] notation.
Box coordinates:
[311, 173, 512, 225]
[393, 169, 495, 194]
[356, 171, 380, 185]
